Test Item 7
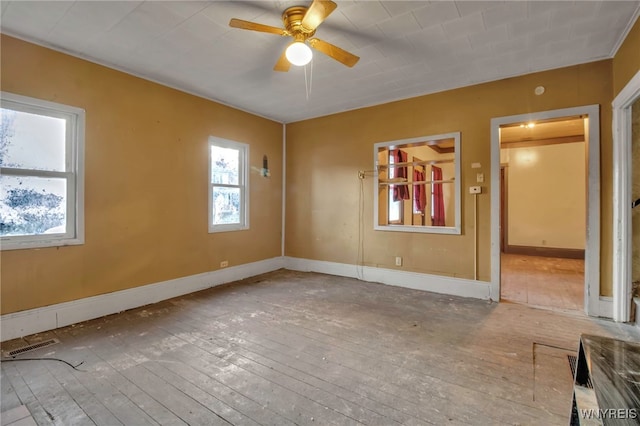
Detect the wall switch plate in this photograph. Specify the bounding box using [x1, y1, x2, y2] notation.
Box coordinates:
[395, 256, 402, 266]
[469, 186, 482, 194]
[220, 260, 229, 268]
[476, 173, 484, 183]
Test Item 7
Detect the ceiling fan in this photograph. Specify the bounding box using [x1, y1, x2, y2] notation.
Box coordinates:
[229, 0, 360, 72]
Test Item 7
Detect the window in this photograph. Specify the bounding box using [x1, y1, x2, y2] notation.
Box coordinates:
[374, 132, 461, 234]
[1, 92, 85, 250]
[208, 136, 249, 232]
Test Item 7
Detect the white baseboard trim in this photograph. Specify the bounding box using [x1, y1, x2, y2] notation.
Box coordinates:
[598, 296, 613, 319]
[284, 257, 492, 300]
[1, 257, 285, 342]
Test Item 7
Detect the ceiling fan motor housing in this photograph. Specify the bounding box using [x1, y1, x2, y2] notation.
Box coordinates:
[283, 6, 316, 40]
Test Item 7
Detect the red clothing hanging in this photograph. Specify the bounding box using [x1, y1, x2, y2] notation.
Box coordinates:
[432, 166, 445, 226]
[392, 150, 410, 202]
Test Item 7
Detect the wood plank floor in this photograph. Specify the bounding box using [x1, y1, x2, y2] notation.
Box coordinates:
[2, 270, 638, 425]
[500, 253, 584, 311]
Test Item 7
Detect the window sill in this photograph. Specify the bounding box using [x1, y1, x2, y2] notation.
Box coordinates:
[1, 237, 84, 251]
[374, 224, 461, 235]
[208, 225, 249, 234]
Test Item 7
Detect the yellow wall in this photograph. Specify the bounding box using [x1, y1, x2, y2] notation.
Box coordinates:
[503, 143, 586, 249]
[0, 35, 283, 314]
[286, 60, 614, 290]
[613, 18, 640, 96]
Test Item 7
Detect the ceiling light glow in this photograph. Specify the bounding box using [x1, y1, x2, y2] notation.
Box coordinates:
[286, 42, 312, 66]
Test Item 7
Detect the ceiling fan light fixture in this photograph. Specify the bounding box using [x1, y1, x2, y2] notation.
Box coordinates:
[286, 41, 312, 66]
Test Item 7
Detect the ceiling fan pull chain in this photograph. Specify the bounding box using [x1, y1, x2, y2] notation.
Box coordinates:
[304, 65, 311, 100]
[309, 57, 313, 95]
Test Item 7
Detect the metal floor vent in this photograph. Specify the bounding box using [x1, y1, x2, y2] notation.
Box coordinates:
[568, 354, 593, 388]
[2, 338, 60, 358]
[568, 354, 578, 376]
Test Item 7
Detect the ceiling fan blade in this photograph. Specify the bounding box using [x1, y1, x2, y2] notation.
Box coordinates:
[308, 38, 360, 67]
[229, 18, 288, 36]
[274, 45, 291, 72]
[301, 0, 337, 31]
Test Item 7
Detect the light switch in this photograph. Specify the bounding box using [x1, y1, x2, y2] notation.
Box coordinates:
[477, 173, 484, 183]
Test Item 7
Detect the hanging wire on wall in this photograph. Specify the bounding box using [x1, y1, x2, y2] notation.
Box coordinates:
[357, 170, 376, 281]
[357, 176, 365, 280]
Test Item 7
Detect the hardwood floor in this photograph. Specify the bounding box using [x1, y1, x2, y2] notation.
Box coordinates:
[1, 270, 638, 425]
[500, 253, 584, 311]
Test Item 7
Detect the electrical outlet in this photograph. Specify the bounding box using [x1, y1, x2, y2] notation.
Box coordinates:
[469, 186, 482, 194]
[220, 260, 229, 268]
[395, 256, 402, 266]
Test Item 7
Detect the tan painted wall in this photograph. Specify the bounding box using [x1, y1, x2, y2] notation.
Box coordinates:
[613, 18, 640, 96]
[503, 143, 586, 249]
[633, 100, 640, 284]
[0, 35, 283, 315]
[286, 60, 613, 290]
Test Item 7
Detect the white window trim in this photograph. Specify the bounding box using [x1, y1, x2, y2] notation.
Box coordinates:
[208, 136, 249, 233]
[1, 92, 85, 251]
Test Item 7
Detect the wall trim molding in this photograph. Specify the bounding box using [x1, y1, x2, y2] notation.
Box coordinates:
[0, 32, 284, 125]
[599, 296, 613, 319]
[0, 257, 285, 342]
[283, 257, 492, 300]
[504, 245, 585, 259]
[609, 4, 640, 58]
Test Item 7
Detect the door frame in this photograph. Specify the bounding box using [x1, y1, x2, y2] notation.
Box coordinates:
[612, 70, 640, 322]
[490, 105, 604, 317]
[500, 165, 508, 252]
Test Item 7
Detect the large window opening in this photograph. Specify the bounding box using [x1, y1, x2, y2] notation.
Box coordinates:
[0, 92, 85, 250]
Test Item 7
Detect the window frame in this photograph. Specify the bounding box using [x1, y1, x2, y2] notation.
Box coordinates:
[373, 132, 461, 235]
[1, 92, 85, 251]
[208, 136, 249, 233]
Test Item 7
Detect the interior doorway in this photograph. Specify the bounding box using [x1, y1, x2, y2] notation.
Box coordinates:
[498, 116, 586, 311]
[490, 105, 602, 317]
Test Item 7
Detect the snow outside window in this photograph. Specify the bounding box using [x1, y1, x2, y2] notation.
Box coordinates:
[1, 92, 85, 250]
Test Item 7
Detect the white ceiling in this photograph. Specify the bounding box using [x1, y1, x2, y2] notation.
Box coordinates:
[2, 1, 639, 123]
